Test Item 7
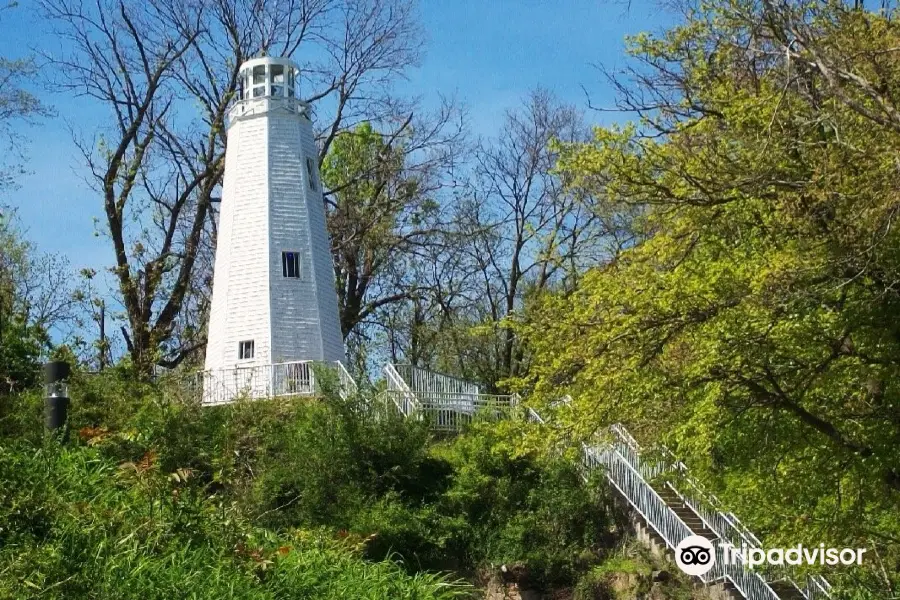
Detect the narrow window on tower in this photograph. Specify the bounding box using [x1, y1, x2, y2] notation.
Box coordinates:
[238, 340, 254, 360]
[282, 251, 300, 278]
[306, 158, 317, 190]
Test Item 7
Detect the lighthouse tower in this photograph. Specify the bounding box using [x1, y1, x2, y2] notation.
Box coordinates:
[203, 56, 345, 403]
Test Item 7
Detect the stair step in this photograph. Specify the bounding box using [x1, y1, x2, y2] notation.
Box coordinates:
[651, 486, 721, 538]
[770, 581, 806, 600]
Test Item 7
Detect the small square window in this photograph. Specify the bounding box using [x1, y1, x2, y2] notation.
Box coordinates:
[238, 340, 254, 360]
[306, 158, 317, 190]
[282, 251, 300, 278]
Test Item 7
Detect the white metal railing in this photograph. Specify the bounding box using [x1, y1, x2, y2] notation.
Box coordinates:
[383, 364, 519, 431]
[582, 442, 697, 568]
[383, 363, 421, 417]
[198, 360, 354, 405]
[381, 389, 518, 431]
[592, 430, 782, 600]
[392, 364, 480, 397]
[526, 407, 545, 424]
[335, 362, 358, 399]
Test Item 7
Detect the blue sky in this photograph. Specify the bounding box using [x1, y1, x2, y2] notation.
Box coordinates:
[0, 0, 675, 286]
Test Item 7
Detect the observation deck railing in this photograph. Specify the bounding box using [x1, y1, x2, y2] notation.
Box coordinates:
[194, 360, 356, 405]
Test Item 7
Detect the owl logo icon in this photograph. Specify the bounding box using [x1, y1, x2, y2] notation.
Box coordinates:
[676, 535, 716, 576]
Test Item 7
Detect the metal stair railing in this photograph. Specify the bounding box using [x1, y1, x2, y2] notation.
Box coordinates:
[335, 362, 358, 399]
[381, 378, 830, 600]
[466, 404, 827, 600]
[534, 414, 829, 600]
[393, 364, 480, 397]
[609, 427, 830, 600]
[415, 392, 518, 431]
[609, 426, 762, 552]
[672, 469, 832, 600]
[590, 429, 781, 600]
[382, 363, 421, 417]
[383, 364, 519, 431]
[583, 442, 695, 559]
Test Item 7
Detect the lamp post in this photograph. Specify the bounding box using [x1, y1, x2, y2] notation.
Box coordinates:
[44, 361, 71, 440]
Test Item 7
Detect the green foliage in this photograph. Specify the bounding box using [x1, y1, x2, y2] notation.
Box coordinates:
[518, 1, 900, 596]
[0, 315, 44, 390]
[0, 219, 49, 394]
[351, 420, 617, 588]
[572, 543, 696, 600]
[320, 121, 440, 356]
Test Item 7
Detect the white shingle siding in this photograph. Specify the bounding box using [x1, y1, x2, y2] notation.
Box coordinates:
[205, 96, 345, 378]
[299, 113, 345, 362]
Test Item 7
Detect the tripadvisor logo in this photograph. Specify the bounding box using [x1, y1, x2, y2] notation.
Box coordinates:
[676, 535, 716, 576]
[674, 535, 867, 576]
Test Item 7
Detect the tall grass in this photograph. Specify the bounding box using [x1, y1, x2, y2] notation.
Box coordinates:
[0, 440, 471, 599]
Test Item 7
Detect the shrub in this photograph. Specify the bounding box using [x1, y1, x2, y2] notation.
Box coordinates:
[350, 419, 618, 588]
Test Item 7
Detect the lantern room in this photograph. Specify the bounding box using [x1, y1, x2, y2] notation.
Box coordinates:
[237, 56, 299, 100]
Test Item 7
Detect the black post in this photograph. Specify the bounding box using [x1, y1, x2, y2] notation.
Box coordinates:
[44, 361, 71, 440]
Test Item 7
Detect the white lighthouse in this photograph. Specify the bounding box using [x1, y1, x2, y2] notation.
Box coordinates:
[203, 56, 347, 404]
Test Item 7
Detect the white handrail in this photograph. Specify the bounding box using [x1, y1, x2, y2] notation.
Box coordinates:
[382, 363, 420, 417]
[614, 429, 830, 600]
[335, 361, 357, 399]
[591, 431, 781, 599]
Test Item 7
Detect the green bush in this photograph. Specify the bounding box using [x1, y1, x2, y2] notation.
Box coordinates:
[437, 422, 615, 587]
[351, 420, 618, 588]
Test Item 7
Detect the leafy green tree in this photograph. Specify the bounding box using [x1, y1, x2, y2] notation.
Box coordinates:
[0, 218, 54, 393]
[321, 117, 463, 370]
[519, 1, 900, 596]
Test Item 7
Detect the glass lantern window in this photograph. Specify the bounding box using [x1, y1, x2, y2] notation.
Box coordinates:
[252, 65, 266, 84]
[271, 64, 285, 83]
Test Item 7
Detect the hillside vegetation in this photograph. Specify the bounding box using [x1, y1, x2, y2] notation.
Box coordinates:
[0, 367, 704, 600]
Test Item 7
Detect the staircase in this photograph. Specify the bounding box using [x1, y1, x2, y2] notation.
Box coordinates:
[385, 366, 832, 600]
[381, 364, 518, 430]
[657, 485, 719, 541]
